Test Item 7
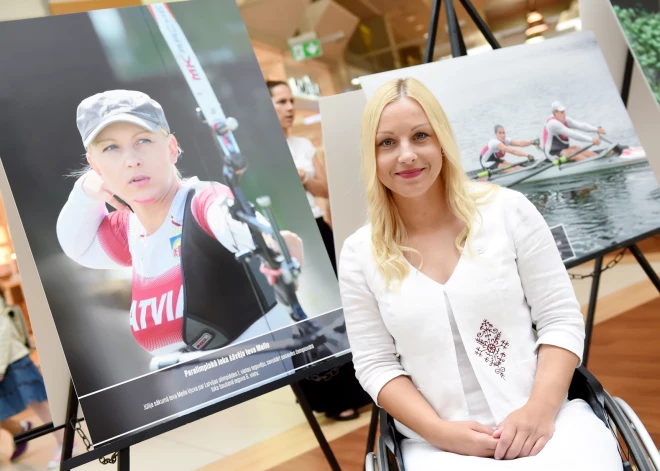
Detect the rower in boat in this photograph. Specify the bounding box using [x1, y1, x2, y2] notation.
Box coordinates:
[479, 124, 537, 173]
[542, 101, 606, 161]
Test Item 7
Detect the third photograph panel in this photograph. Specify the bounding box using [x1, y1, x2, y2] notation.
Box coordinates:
[359, 31, 660, 263]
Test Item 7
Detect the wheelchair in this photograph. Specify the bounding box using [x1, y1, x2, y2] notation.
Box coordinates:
[365, 367, 659, 471]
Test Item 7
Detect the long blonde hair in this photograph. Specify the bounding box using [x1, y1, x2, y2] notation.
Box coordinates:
[361, 77, 497, 287]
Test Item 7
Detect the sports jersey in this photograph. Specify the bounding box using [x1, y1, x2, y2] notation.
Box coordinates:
[56, 176, 269, 355]
[479, 137, 511, 169]
[542, 116, 598, 156]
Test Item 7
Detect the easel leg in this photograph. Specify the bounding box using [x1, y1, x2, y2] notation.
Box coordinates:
[424, 0, 443, 63]
[365, 403, 379, 456]
[629, 243, 660, 291]
[583, 256, 603, 367]
[444, 0, 467, 57]
[458, 0, 501, 49]
[60, 381, 78, 470]
[290, 383, 342, 471]
[117, 447, 130, 471]
[621, 49, 634, 106]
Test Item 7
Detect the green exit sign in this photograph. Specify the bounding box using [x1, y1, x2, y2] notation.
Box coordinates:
[288, 33, 323, 61]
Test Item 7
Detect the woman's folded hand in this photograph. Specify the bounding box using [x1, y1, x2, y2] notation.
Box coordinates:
[430, 420, 499, 458]
[492, 402, 555, 460]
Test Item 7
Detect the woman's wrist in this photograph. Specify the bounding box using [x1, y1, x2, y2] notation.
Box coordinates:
[525, 394, 562, 420]
[421, 416, 451, 447]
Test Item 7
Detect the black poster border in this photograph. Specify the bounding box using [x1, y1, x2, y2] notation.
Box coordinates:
[61, 351, 351, 470]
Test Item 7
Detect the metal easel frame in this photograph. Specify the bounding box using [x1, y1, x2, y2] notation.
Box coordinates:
[55, 350, 350, 470]
[579, 50, 660, 366]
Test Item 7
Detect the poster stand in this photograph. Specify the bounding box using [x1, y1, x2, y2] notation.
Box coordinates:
[577, 49, 660, 366]
[36, 365, 350, 470]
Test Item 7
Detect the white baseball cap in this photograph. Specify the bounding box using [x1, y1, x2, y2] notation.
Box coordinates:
[77, 90, 170, 148]
[551, 101, 566, 112]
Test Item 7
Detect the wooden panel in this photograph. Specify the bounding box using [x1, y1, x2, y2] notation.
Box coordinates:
[268, 424, 375, 471]
[49, 0, 141, 15]
[199, 405, 373, 471]
[588, 297, 660, 446]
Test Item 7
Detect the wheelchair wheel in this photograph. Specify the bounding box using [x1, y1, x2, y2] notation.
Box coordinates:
[603, 391, 656, 471]
[365, 451, 376, 471]
[614, 397, 660, 470]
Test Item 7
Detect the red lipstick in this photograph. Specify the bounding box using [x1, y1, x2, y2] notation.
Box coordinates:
[397, 168, 424, 179]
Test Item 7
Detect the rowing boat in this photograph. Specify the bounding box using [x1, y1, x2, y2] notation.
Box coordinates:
[466, 145, 647, 188]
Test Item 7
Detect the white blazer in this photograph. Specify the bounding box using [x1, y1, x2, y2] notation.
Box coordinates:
[338, 186, 585, 438]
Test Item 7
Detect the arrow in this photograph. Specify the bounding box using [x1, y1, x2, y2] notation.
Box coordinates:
[305, 41, 319, 56]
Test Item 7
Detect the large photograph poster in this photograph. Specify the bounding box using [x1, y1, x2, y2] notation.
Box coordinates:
[359, 32, 660, 262]
[0, 0, 347, 445]
[609, 0, 660, 106]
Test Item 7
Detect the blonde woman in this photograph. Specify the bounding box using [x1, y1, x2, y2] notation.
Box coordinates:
[338, 78, 621, 469]
[267, 81, 336, 274]
[267, 81, 372, 421]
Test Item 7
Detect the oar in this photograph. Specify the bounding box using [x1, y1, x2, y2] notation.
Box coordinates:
[551, 143, 595, 167]
[591, 133, 627, 153]
[601, 136, 627, 153]
[507, 145, 593, 188]
[506, 161, 553, 187]
[470, 156, 535, 180]
[555, 143, 620, 170]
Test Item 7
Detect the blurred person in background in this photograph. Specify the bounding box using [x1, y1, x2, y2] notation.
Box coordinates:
[267, 80, 336, 274]
[2, 418, 33, 462]
[268, 80, 372, 421]
[0, 298, 66, 468]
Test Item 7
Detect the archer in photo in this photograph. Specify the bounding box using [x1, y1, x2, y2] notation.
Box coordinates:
[57, 90, 304, 369]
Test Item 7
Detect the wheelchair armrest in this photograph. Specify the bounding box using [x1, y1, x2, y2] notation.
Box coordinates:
[568, 366, 608, 426]
[379, 408, 407, 470]
[379, 408, 396, 454]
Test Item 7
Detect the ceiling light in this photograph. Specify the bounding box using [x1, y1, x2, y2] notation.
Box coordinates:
[525, 35, 546, 44]
[526, 11, 543, 23]
[524, 1, 548, 41]
[525, 23, 548, 36]
[351, 77, 361, 86]
[407, 15, 416, 22]
[415, 24, 424, 31]
[423, 32, 429, 39]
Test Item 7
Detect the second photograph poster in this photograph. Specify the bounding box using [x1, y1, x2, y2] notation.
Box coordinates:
[359, 31, 660, 262]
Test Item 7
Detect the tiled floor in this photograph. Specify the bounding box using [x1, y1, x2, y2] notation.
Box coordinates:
[2, 249, 658, 471]
[0, 386, 308, 470]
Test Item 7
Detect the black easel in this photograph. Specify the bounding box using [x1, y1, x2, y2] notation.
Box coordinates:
[50, 367, 347, 471]
[580, 50, 660, 367]
[291, 383, 342, 471]
[424, 0, 500, 61]
[580, 239, 660, 366]
[13, 422, 64, 446]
